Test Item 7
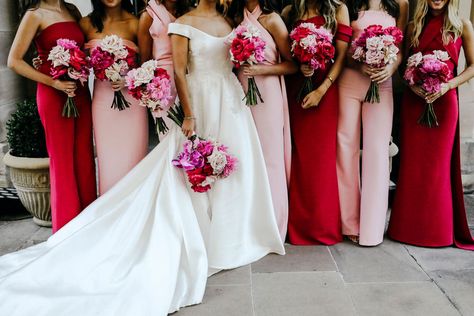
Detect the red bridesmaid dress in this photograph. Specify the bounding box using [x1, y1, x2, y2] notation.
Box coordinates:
[286, 16, 352, 245]
[388, 13, 474, 250]
[35, 21, 97, 232]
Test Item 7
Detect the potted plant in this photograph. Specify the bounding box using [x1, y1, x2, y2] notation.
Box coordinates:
[3, 99, 51, 227]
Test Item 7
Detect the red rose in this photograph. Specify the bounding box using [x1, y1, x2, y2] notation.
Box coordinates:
[51, 66, 68, 79]
[191, 184, 211, 193]
[125, 47, 137, 68]
[69, 48, 88, 71]
[129, 87, 142, 100]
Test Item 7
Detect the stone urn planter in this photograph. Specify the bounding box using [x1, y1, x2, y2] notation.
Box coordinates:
[3, 151, 51, 227]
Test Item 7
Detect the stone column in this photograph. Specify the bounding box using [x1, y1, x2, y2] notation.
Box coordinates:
[0, 1, 25, 187]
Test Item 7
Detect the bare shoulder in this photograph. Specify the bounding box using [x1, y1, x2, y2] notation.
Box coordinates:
[79, 16, 92, 31]
[262, 12, 286, 32]
[22, 8, 42, 24]
[336, 3, 349, 22]
[462, 18, 474, 33]
[397, 0, 409, 9]
[281, 5, 292, 21]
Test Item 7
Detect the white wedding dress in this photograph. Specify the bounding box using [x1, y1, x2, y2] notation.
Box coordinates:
[0, 23, 284, 316]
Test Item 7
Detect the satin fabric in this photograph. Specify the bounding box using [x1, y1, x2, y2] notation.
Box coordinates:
[35, 21, 96, 232]
[85, 39, 148, 195]
[236, 5, 291, 241]
[286, 16, 352, 245]
[0, 22, 284, 316]
[388, 13, 474, 250]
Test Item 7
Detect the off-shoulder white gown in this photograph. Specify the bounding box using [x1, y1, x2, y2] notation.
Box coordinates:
[0, 23, 284, 316]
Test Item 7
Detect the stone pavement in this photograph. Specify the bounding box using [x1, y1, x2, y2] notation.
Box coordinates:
[1, 195, 473, 316]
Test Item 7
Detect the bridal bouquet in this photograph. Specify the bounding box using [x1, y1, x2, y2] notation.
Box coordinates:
[404, 50, 451, 128]
[48, 38, 90, 118]
[352, 25, 403, 103]
[125, 60, 173, 134]
[90, 35, 137, 111]
[290, 23, 335, 101]
[228, 24, 266, 106]
[173, 136, 238, 193]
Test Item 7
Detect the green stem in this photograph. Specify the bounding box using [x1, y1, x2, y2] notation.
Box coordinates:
[62, 96, 79, 118]
[111, 90, 130, 111]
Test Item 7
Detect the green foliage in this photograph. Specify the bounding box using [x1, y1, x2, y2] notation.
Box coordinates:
[6, 99, 47, 158]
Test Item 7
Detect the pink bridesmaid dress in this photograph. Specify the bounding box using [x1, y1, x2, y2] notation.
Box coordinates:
[85, 39, 148, 195]
[146, 0, 177, 104]
[237, 5, 291, 241]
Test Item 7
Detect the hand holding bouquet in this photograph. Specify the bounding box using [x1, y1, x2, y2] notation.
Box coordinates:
[404, 50, 451, 128]
[290, 23, 335, 101]
[125, 60, 173, 134]
[90, 35, 138, 111]
[351, 25, 403, 103]
[48, 38, 90, 118]
[173, 136, 238, 193]
[228, 24, 266, 106]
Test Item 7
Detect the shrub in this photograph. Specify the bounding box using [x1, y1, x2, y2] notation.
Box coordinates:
[6, 99, 47, 158]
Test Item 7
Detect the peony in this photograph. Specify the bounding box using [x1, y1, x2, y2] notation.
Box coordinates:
[57, 38, 78, 50]
[208, 149, 228, 174]
[48, 46, 70, 67]
[99, 35, 125, 55]
[407, 52, 423, 67]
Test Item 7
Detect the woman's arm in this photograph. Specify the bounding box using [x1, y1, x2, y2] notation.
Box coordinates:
[370, 0, 409, 83]
[171, 31, 194, 137]
[138, 12, 154, 63]
[301, 4, 350, 108]
[426, 19, 474, 103]
[7, 11, 77, 94]
[241, 13, 297, 77]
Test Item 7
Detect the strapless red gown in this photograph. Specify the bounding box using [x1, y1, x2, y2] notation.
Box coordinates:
[35, 21, 96, 232]
[388, 13, 474, 250]
[286, 16, 352, 245]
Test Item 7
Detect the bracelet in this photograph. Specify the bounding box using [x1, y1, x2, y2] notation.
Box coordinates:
[327, 76, 334, 84]
[184, 116, 196, 120]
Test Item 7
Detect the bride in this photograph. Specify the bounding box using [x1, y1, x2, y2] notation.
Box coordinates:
[0, 0, 284, 315]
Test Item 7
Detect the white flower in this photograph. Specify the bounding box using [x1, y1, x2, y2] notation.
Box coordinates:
[99, 35, 125, 56]
[433, 50, 450, 61]
[141, 59, 159, 73]
[384, 44, 399, 65]
[208, 149, 228, 174]
[201, 176, 217, 187]
[407, 52, 423, 67]
[105, 67, 122, 83]
[366, 36, 384, 51]
[242, 24, 261, 39]
[114, 47, 129, 60]
[48, 46, 71, 67]
[131, 67, 154, 86]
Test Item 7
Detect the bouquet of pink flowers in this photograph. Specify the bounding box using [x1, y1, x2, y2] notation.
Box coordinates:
[90, 35, 137, 111]
[173, 136, 238, 193]
[48, 38, 90, 118]
[352, 25, 403, 103]
[290, 23, 335, 101]
[228, 24, 266, 106]
[125, 60, 173, 134]
[404, 50, 451, 128]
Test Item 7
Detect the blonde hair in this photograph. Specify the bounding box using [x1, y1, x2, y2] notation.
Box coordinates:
[288, 0, 342, 32]
[412, 0, 463, 47]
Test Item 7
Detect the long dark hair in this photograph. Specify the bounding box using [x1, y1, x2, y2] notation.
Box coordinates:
[19, 1, 80, 19]
[346, 0, 400, 21]
[287, 0, 342, 31]
[227, 0, 275, 25]
[89, 0, 136, 33]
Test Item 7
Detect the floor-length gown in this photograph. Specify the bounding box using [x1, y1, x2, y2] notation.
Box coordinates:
[286, 16, 352, 245]
[236, 5, 291, 241]
[387, 13, 474, 250]
[146, 0, 177, 139]
[35, 21, 97, 232]
[337, 10, 396, 246]
[0, 22, 284, 315]
[86, 39, 148, 195]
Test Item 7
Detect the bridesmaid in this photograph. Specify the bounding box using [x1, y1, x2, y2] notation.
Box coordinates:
[80, 0, 148, 195]
[138, 0, 189, 137]
[227, 0, 297, 241]
[337, 0, 408, 246]
[388, 0, 474, 250]
[282, 0, 352, 245]
[8, 0, 96, 232]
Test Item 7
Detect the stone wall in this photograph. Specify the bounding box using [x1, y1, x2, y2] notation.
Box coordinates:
[0, 1, 24, 187]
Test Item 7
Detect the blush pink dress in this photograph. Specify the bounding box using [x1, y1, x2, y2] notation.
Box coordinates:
[85, 39, 148, 195]
[236, 6, 291, 241]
